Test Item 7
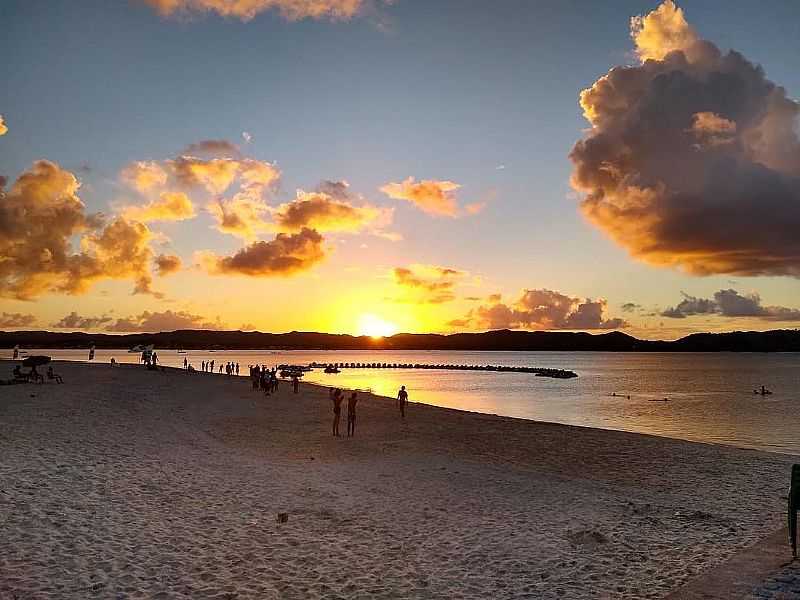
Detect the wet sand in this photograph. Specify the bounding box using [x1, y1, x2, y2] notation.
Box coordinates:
[0, 360, 795, 599]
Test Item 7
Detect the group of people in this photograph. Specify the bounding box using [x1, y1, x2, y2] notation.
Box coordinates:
[330, 388, 358, 437]
[250, 364, 279, 395]
[182, 357, 240, 376]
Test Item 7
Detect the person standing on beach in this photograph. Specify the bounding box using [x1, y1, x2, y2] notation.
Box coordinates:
[332, 388, 344, 436]
[183, 357, 188, 369]
[292, 376, 299, 394]
[347, 391, 358, 437]
[397, 386, 408, 419]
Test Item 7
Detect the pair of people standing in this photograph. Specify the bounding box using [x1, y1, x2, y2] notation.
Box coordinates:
[331, 388, 358, 437]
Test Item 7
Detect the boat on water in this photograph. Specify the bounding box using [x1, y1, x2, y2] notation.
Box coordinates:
[177, 349, 187, 354]
[324, 366, 340, 374]
[277, 364, 313, 372]
[128, 344, 154, 353]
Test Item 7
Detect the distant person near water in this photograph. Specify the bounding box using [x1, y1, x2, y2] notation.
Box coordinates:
[292, 376, 299, 394]
[332, 388, 344, 436]
[183, 357, 188, 369]
[397, 386, 408, 419]
[347, 391, 358, 437]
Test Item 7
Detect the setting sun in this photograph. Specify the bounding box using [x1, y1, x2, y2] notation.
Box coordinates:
[358, 314, 398, 339]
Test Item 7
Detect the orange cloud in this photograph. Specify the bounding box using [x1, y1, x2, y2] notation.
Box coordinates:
[380, 177, 462, 217]
[0, 115, 7, 136]
[571, 1, 800, 277]
[456, 289, 627, 331]
[202, 228, 326, 277]
[122, 191, 196, 222]
[392, 264, 467, 304]
[0, 312, 36, 328]
[141, 0, 372, 21]
[182, 139, 241, 158]
[52, 312, 112, 329]
[155, 254, 182, 276]
[121, 161, 169, 194]
[272, 188, 389, 234]
[0, 161, 164, 300]
[106, 309, 222, 332]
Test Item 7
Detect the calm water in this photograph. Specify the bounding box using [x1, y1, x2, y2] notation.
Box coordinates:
[6, 348, 799, 455]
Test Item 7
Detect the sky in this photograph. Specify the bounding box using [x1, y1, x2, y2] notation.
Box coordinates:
[1, 0, 799, 339]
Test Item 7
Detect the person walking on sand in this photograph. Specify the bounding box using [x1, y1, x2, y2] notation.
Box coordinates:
[292, 375, 299, 394]
[397, 385, 408, 419]
[332, 388, 344, 436]
[347, 391, 358, 437]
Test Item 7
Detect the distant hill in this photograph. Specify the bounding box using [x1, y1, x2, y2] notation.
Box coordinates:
[1, 328, 800, 352]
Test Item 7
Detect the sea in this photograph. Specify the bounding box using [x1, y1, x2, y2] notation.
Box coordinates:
[7, 348, 799, 456]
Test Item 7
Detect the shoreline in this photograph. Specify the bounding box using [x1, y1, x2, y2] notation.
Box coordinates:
[7, 357, 797, 460]
[1, 361, 796, 598]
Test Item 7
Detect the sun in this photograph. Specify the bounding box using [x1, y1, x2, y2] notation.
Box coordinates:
[358, 314, 398, 339]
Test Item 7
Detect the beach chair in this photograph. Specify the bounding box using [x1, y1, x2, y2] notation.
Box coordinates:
[791, 464, 800, 559]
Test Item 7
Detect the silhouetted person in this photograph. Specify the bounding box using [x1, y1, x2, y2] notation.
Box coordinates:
[210, 359, 214, 373]
[183, 357, 188, 369]
[292, 376, 299, 394]
[347, 391, 358, 437]
[332, 388, 344, 436]
[152, 351, 158, 365]
[202, 360, 206, 372]
[235, 362, 240, 376]
[397, 386, 408, 419]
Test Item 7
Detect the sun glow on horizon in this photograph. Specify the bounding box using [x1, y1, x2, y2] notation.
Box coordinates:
[358, 313, 398, 339]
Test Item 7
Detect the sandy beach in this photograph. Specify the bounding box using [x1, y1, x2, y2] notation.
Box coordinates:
[0, 361, 796, 599]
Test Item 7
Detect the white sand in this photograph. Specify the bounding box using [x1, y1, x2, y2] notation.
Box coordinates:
[0, 361, 795, 599]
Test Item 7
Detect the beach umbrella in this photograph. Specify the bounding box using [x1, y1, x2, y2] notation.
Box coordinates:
[22, 355, 51, 367]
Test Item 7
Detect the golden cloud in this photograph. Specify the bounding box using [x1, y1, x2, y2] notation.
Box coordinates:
[455, 289, 627, 331]
[272, 188, 389, 233]
[155, 253, 182, 276]
[0, 161, 163, 300]
[121, 161, 169, 194]
[122, 191, 196, 222]
[141, 0, 372, 21]
[106, 309, 222, 332]
[380, 177, 462, 217]
[201, 227, 326, 277]
[392, 264, 467, 304]
[0, 312, 37, 328]
[571, 1, 800, 277]
[0, 115, 7, 136]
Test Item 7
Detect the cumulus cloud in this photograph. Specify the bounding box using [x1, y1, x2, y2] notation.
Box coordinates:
[140, 0, 375, 21]
[661, 289, 800, 320]
[201, 227, 326, 277]
[52, 312, 112, 329]
[119, 147, 281, 239]
[457, 289, 627, 331]
[0, 115, 7, 136]
[0, 161, 160, 300]
[570, 1, 800, 277]
[272, 186, 391, 234]
[121, 161, 169, 194]
[106, 309, 222, 332]
[182, 139, 241, 158]
[392, 264, 467, 304]
[155, 254, 182, 276]
[122, 191, 196, 222]
[380, 177, 463, 217]
[0, 312, 36, 328]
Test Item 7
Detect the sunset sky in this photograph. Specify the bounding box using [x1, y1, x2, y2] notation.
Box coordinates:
[1, 0, 799, 339]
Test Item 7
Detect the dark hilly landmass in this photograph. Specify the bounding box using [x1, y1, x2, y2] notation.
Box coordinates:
[1, 328, 800, 352]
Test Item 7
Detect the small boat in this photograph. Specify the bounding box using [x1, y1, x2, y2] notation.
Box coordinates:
[128, 344, 154, 353]
[177, 349, 187, 354]
[324, 366, 340, 374]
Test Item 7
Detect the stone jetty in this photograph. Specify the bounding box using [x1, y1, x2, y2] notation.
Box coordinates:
[308, 362, 578, 379]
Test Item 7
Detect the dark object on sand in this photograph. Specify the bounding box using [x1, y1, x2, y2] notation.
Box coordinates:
[22, 355, 51, 367]
[790, 464, 800, 559]
[276, 513, 289, 523]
